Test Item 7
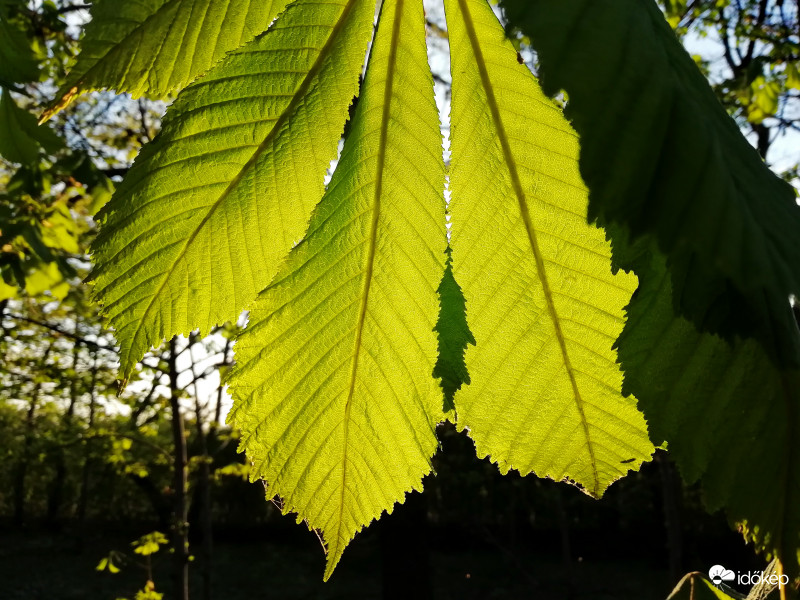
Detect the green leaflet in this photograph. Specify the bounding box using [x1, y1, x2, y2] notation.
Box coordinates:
[667, 572, 737, 600]
[89, 0, 376, 377]
[501, 0, 800, 367]
[0, 7, 38, 86]
[0, 90, 63, 164]
[616, 234, 800, 576]
[445, 0, 653, 496]
[227, 0, 446, 579]
[433, 246, 476, 413]
[41, 0, 283, 120]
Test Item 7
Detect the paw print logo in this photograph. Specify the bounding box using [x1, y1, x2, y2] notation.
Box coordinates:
[708, 565, 735, 585]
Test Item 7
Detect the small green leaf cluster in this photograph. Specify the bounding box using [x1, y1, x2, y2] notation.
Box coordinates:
[97, 531, 168, 600]
[132, 531, 169, 556]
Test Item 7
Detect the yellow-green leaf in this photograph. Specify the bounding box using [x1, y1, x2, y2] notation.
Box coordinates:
[41, 0, 284, 120]
[89, 0, 376, 376]
[445, 0, 653, 495]
[227, 0, 446, 578]
[748, 76, 781, 124]
[667, 572, 737, 600]
[787, 63, 800, 91]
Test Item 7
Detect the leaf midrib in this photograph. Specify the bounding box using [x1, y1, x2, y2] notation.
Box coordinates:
[456, 0, 600, 493]
[124, 0, 362, 375]
[332, 0, 403, 571]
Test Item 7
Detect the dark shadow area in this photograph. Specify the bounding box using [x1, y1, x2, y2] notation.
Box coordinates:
[0, 425, 765, 600]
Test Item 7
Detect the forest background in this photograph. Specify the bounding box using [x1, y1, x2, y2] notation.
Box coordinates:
[1, 0, 798, 599]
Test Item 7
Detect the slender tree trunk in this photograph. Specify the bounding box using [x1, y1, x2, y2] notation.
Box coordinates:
[212, 336, 231, 431]
[76, 348, 98, 549]
[657, 451, 683, 584]
[752, 122, 771, 160]
[188, 337, 213, 600]
[13, 398, 37, 525]
[168, 337, 190, 600]
[196, 437, 213, 600]
[14, 342, 53, 525]
[47, 334, 81, 529]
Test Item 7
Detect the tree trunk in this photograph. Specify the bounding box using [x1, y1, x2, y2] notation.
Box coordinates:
[14, 342, 53, 525]
[76, 348, 98, 549]
[188, 336, 213, 600]
[47, 335, 81, 529]
[657, 451, 683, 584]
[168, 337, 190, 600]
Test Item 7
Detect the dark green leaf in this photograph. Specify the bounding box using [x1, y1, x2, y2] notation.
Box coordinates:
[0, 90, 63, 164]
[614, 229, 800, 576]
[501, 0, 800, 367]
[433, 246, 475, 413]
[0, 10, 39, 85]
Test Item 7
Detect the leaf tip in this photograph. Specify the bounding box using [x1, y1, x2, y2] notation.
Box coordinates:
[39, 86, 80, 124]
